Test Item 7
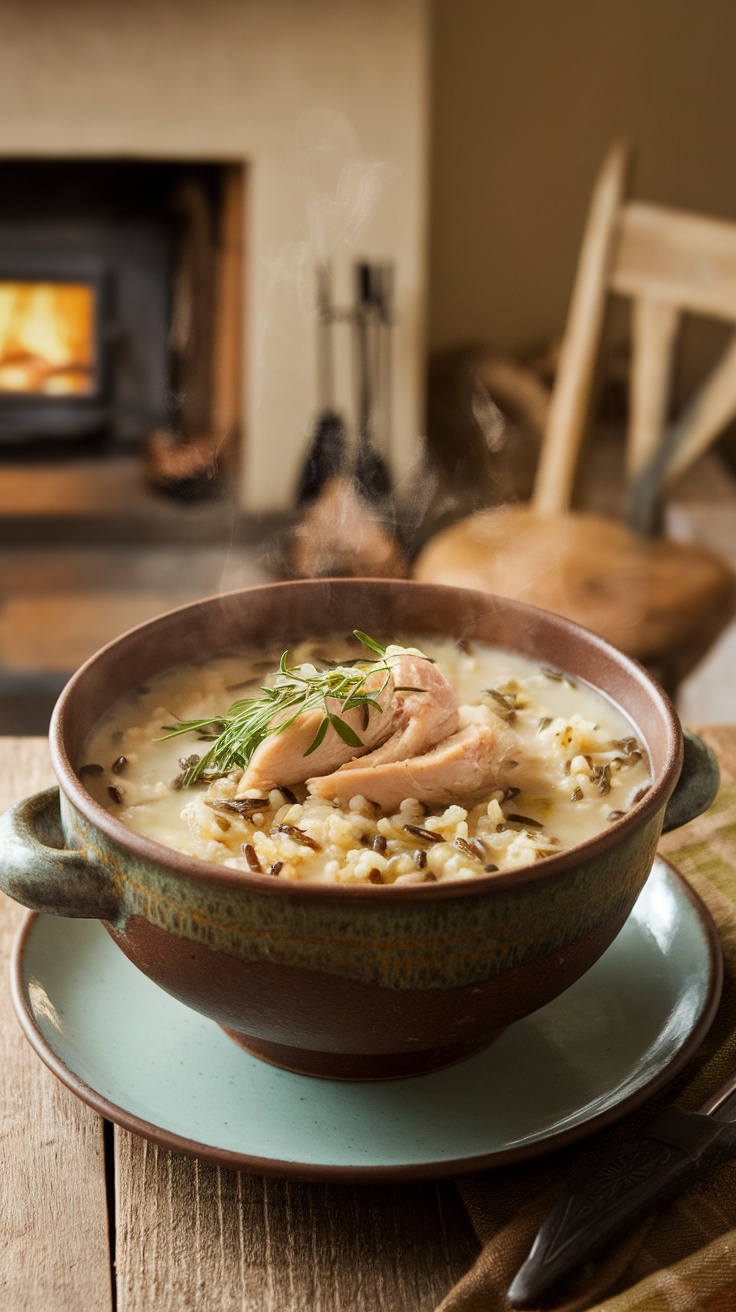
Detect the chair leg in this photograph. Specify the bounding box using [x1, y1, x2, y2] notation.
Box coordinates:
[533, 140, 632, 515]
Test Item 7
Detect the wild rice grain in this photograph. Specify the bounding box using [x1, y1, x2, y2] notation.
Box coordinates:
[403, 824, 443, 844]
[205, 797, 269, 816]
[485, 689, 515, 709]
[273, 824, 322, 851]
[242, 843, 262, 872]
[506, 813, 543, 830]
[613, 737, 639, 755]
[276, 785, 298, 804]
[454, 837, 481, 860]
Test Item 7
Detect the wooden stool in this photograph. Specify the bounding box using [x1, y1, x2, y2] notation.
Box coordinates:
[415, 141, 736, 689]
[414, 504, 736, 690]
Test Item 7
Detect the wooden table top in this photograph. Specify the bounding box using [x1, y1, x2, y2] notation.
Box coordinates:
[3, 730, 733, 1311]
[0, 738, 478, 1312]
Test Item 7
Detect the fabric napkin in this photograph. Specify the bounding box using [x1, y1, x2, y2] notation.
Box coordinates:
[438, 727, 736, 1312]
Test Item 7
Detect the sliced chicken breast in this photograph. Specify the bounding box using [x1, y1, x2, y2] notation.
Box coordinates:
[237, 663, 395, 794]
[308, 705, 515, 810]
[335, 647, 459, 771]
[237, 645, 460, 796]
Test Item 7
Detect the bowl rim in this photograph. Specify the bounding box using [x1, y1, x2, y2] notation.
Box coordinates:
[50, 578, 683, 902]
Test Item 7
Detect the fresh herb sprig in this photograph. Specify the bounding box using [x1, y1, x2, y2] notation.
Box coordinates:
[160, 631, 393, 786]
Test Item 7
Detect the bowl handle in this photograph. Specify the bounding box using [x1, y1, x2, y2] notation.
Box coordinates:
[662, 730, 720, 834]
[0, 787, 120, 919]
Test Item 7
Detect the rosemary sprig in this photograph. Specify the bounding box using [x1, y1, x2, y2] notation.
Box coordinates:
[160, 632, 394, 786]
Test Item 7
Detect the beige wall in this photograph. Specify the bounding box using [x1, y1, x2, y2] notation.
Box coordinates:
[429, 0, 736, 364]
[0, 0, 429, 511]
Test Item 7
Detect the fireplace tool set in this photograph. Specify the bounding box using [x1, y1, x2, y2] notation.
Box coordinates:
[295, 261, 394, 509]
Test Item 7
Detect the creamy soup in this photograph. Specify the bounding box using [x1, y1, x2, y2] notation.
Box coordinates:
[82, 633, 651, 885]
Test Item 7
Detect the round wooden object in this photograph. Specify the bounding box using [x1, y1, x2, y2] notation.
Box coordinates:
[414, 505, 736, 679]
[292, 477, 408, 579]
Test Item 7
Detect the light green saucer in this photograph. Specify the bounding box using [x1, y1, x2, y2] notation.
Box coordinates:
[11, 857, 722, 1181]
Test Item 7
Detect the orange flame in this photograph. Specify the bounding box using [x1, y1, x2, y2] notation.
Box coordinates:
[0, 282, 95, 395]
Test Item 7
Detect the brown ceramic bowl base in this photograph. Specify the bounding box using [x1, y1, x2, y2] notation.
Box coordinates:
[219, 1026, 503, 1081]
[106, 900, 630, 1080]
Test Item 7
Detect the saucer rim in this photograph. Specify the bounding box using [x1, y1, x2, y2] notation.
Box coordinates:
[10, 857, 723, 1183]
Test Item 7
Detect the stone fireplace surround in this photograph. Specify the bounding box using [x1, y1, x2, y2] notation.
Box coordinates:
[0, 0, 428, 513]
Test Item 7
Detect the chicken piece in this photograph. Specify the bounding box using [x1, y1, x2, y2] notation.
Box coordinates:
[237, 663, 395, 795]
[335, 647, 459, 771]
[237, 645, 459, 796]
[308, 705, 515, 811]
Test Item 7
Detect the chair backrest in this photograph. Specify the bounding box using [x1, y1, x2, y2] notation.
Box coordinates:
[532, 141, 736, 529]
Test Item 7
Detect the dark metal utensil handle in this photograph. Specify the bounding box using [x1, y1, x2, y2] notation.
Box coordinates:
[508, 1107, 733, 1308]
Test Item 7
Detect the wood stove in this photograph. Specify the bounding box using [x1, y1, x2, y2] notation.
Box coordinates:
[0, 160, 240, 454]
[0, 257, 111, 441]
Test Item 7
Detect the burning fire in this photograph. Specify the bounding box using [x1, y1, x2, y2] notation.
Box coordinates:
[0, 282, 95, 396]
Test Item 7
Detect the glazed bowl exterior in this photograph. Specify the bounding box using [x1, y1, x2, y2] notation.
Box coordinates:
[0, 580, 716, 1079]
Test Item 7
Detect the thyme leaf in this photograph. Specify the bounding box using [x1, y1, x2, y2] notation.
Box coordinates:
[353, 631, 386, 657]
[303, 716, 329, 757]
[327, 713, 364, 747]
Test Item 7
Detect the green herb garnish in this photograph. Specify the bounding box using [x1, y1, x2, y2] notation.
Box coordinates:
[160, 632, 392, 786]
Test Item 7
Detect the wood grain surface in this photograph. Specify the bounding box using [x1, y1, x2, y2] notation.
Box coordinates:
[115, 1138, 477, 1312]
[0, 738, 113, 1312]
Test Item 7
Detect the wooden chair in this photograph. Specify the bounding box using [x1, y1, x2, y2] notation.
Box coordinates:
[414, 141, 736, 690]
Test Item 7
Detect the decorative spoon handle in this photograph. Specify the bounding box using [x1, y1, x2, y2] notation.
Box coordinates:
[508, 1106, 734, 1308]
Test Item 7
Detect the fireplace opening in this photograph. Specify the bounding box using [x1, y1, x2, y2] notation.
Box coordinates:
[0, 159, 244, 475]
[0, 281, 97, 396]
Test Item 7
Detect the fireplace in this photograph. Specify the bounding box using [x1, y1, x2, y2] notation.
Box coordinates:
[0, 0, 427, 510]
[0, 280, 97, 397]
[0, 159, 242, 456]
[0, 263, 108, 441]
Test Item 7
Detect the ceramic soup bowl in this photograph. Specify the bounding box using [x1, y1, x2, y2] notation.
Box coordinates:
[0, 580, 719, 1080]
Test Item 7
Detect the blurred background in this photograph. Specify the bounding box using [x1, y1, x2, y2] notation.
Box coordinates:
[0, 0, 735, 732]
